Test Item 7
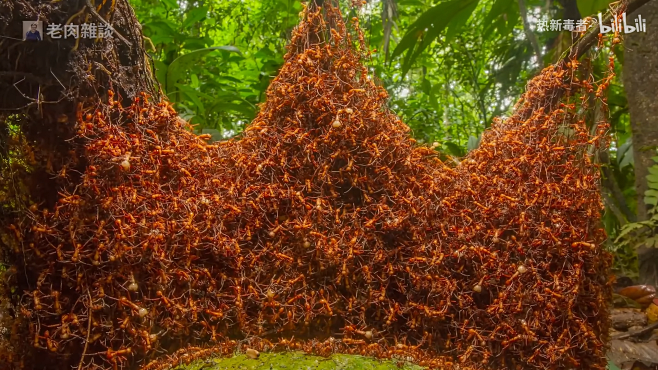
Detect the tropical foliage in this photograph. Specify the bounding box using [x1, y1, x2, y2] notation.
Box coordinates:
[616, 151, 658, 249]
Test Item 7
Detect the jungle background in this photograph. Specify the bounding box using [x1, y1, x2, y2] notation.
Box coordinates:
[127, 0, 658, 285]
[0, 0, 657, 369]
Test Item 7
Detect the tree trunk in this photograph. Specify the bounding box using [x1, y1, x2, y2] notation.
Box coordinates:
[0, 0, 157, 367]
[0, 0, 159, 211]
[622, 0, 658, 286]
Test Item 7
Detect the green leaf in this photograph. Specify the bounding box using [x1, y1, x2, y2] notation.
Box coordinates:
[501, 3, 520, 35]
[615, 222, 647, 242]
[391, 28, 422, 63]
[217, 45, 243, 55]
[429, 84, 442, 112]
[182, 6, 209, 29]
[219, 75, 244, 84]
[445, 0, 480, 43]
[646, 190, 658, 198]
[207, 101, 256, 119]
[144, 20, 178, 37]
[645, 196, 658, 207]
[166, 46, 242, 96]
[648, 174, 658, 186]
[227, 54, 246, 63]
[254, 47, 275, 59]
[649, 166, 658, 176]
[484, 0, 514, 34]
[161, 0, 178, 9]
[391, 0, 478, 74]
[617, 138, 633, 168]
[190, 74, 199, 88]
[443, 142, 465, 157]
[143, 20, 180, 46]
[467, 135, 481, 152]
[645, 236, 658, 248]
[153, 60, 168, 90]
[173, 83, 205, 114]
[607, 85, 628, 107]
[421, 79, 431, 95]
[577, 0, 613, 17]
[176, 103, 196, 122]
[607, 359, 622, 370]
[398, 0, 425, 5]
[182, 37, 209, 51]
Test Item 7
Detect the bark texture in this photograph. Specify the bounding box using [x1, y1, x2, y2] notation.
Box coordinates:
[623, 0, 658, 286]
[0, 0, 157, 367]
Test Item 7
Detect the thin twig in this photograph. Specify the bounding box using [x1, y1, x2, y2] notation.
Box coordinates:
[50, 68, 66, 89]
[13, 78, 36, 102]
[77, 290, 93, 370]
[85, 0, 133, 48]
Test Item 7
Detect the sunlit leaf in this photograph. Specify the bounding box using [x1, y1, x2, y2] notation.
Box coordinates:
[649, 174, 658, 187]
[645, 196, 658, 207]
[219, 75, 243, 84]
[161, 0, 178, 10]
[445, 0, 479, 43]
[484, 0, 514, 35]
[182, 6, 209, 29]
[615, 222, 647, 242]
[391, 0, 479, 75]
[397, 0, 425, 5]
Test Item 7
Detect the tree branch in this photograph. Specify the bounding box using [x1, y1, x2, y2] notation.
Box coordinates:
[518, 0, 543, 64]
[599, 144, 637, 223]
[564, 0, 653, 63]
[602, 189, 628, 226]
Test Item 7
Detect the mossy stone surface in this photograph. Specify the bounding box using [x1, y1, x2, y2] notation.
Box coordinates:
[176, 352, 425, 370]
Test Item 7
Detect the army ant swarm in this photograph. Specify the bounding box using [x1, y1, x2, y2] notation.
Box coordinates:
[2, 2, 613, 370]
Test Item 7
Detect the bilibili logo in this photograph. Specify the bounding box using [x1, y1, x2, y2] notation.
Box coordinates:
[598, 13, 647, 34]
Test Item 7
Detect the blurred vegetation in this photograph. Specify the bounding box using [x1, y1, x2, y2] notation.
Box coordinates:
[128, 0, 654, 279]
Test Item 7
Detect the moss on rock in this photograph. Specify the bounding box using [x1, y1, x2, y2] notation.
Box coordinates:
[176, 352, 425, 370]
